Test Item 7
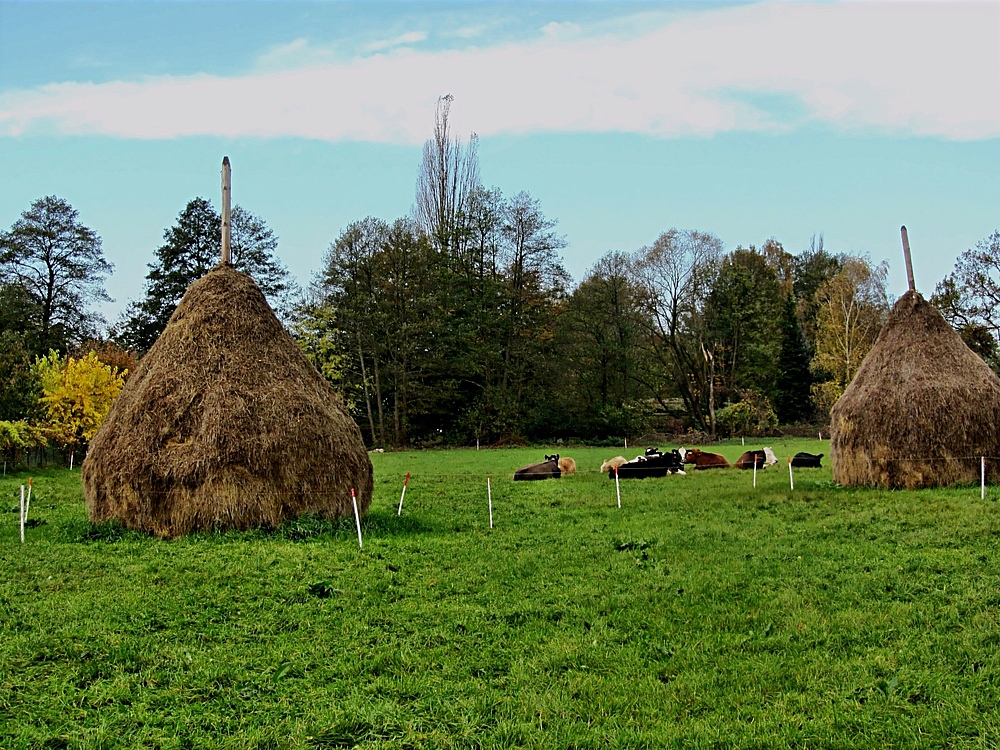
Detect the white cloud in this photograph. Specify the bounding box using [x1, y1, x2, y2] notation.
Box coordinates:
[452, 24, 488, 39]
[254, 38, 338, 70]
[364, 31, 428, 53]
[68, 53, 112, 71]
[540, 21, 581, 40]
[2, 2, 997, 143]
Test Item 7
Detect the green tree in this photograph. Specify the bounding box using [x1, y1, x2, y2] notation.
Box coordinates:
[311, 217, 443, 447]
[791, 235, 843, 349]
[761, 237, 795, 294]
[0, 196, 113, 352]
[312, 217, 388, 445]
[291, 300, 348, 390]
[485, 190, 569, 439]
[715, 393, 777, 438]
[0, 280, 43, 349]
[373, 219, 443, 446]
[557, 251, 649, 436]
[703, 247, 784, 407]
[931, 230, 1000, 372]
[0, 331, 43, 422]
[631, 229, 724, 432]
[116, 198, 292, 352]
[773, 292, 815, 423]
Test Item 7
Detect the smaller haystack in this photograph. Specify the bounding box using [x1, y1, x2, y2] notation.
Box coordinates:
[831, 290, 1000, 489]
[82, 264, 373, 537]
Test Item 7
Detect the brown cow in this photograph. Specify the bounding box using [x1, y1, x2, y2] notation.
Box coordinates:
[558, 456, 577, 475]
[682, 448, 730, 469]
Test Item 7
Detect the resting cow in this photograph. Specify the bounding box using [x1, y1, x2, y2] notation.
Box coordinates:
[611, 447, 686, 479]
[514, 454, 562, 481]
[791, 452, 823, 468]
[682, 448, 731, 470]
[734, 447, 778, 470]
[600, 456, 628, 473]
[558, 456, 577, 475]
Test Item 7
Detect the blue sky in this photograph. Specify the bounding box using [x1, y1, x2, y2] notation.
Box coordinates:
[1, 1, 998, 324]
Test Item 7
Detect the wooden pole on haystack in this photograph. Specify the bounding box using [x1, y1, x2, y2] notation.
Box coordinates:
[900, 225, 915, 292]
[221, 156, 232, 264]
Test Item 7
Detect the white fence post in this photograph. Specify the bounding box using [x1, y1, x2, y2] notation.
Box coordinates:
[397, 472, 410, 516]
[351, 488, 362, 549]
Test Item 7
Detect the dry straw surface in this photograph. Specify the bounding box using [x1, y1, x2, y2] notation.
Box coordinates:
[831, 290, 1000, 489]
[82, 264, 372, 537]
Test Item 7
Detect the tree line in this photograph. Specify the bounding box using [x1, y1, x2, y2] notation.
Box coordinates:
[291, 98, 897, 446]
[2, 98, 998, 450]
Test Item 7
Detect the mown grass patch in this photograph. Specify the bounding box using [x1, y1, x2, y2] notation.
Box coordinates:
[2, 441, 1000, 748]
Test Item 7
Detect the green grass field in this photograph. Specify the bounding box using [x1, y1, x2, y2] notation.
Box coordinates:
[2, 439, 1000, 749]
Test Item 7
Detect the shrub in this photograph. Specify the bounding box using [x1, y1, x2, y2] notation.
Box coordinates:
[715, 393, 778, 437]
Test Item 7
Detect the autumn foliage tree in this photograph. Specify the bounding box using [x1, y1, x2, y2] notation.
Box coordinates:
[0, 419, 47, 463]
[810, 256, 890, 413]
[34, 351, 126, 447]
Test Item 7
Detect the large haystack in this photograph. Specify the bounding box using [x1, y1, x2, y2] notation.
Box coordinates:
[82, 264, 373, 537]
[831, 290, 1000, 489]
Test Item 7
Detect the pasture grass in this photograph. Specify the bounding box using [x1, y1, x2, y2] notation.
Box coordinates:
[2, 439, 1000, 748]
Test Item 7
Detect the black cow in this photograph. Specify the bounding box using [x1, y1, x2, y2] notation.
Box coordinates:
[791, 452, 824, 468]
[514, 454, 562, 481]
[610, 447, 686, 479]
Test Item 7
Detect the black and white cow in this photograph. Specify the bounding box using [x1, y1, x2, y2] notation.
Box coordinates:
[735, 447, 778, 470]
[610, 447, 686, 479]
